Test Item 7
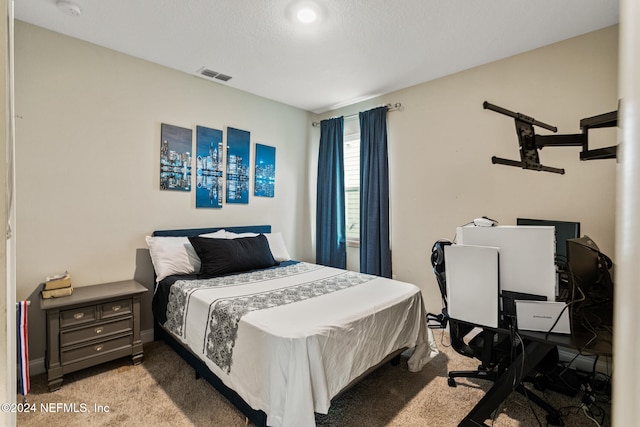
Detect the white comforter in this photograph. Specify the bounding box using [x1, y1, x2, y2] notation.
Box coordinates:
[164, 262, 439, 427]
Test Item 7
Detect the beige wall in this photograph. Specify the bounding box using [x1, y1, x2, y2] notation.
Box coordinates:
[314, 26, 619, 315]
[14, 22, 313, 364]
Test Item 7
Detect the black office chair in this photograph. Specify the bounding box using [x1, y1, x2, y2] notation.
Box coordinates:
[428, 240, 564, 425]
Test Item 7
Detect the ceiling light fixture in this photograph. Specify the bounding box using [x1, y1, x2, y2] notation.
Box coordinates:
[288, 0, 323, 25]
[297, 7, 317, 24]
[56, 1, 82, 17]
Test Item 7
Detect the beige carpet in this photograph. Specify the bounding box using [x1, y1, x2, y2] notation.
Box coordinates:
[17, 331, 610, 427]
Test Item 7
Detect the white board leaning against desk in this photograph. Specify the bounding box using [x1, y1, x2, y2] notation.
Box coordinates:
[456, 225, 556, 302]
[444, 244, 500, 328]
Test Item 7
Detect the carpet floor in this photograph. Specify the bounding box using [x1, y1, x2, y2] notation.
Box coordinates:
[17, 330, 610, 426]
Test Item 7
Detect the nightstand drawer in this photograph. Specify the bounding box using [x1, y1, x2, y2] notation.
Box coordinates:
[60, 306, 97, 328]
[101, 298, 131, 319]
[61, 334, 132, 365]
[60, 317, 133, 347]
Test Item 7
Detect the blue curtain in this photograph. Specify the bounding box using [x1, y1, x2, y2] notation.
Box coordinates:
[316, 117, 346, 268]
[359, 107, 392, 277]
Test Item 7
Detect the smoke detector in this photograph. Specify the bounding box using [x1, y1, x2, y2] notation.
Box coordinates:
[56, 1, 82, 17]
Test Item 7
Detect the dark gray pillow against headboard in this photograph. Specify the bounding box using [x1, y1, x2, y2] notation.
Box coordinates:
[188, 234, 277, 277]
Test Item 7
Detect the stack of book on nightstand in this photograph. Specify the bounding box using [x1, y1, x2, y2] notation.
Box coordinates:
[42, 271, 73, 299]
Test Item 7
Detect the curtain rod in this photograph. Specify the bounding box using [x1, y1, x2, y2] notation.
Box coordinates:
[312, 102, 403, 127]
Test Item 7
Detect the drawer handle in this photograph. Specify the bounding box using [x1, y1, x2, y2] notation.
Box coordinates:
[94, 327, 103, 334]
[94, 345, 103, 352]
[111, 305, 122, 312]
[73, 312, 85, 320]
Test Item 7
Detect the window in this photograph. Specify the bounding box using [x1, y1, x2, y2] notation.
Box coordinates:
[344, 118, 360, 246]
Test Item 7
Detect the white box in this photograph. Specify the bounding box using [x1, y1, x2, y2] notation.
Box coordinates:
[515, 301, 571, 334]
[457, 225, 556, 302]
[444, 244, 500, 328]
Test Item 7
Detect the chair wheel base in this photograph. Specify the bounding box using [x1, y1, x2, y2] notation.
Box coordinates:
[448, 378, 457, 387]
[546, 414, 564, 426]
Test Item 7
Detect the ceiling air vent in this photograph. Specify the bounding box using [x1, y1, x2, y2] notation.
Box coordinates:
[198, 68, 233, 82]
[215, 73, 232, 82]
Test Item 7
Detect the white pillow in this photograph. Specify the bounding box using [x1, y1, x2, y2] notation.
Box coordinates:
[264, 232, 291, 262]
[225, 231, 259, 239]
[145, 236, 201, 282]
[199, 229, 227, 239]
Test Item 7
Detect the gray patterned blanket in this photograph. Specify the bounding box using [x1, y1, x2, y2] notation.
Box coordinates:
[164, 262, 374, 372]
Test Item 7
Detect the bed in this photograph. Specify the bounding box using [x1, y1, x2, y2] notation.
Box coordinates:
[148, 225, 438, 427]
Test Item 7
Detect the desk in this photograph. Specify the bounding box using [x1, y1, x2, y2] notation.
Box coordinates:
[458, 324, 612, 427]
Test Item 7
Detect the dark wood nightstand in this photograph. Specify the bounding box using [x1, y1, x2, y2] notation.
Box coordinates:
[40, 280, 148, 391]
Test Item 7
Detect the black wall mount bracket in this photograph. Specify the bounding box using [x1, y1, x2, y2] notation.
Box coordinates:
[484, 101, 617, 174]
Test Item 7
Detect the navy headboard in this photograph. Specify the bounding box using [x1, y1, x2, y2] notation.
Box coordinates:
[152, 225, 271, 237]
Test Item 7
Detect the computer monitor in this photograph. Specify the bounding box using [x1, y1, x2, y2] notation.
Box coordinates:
[516, 218, 580, 269]
[566, 236, 600, 287]
[566, 236, 614, 327]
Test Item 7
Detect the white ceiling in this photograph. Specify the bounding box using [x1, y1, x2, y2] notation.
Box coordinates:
[15, 0, 619, 114]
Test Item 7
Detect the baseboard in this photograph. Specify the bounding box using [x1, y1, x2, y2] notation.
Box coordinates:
[557, 346, 612, 375]
[28, 328, 156, 377]
[141, 328, 155, 344]
[29, 357, 46, 376]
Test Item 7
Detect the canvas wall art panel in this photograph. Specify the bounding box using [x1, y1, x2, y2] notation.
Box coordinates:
[226, 127, 250, 204]
[254, 144, 276, 198]
[196, 126, 224, 208]
[160, 123, 192, 191]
